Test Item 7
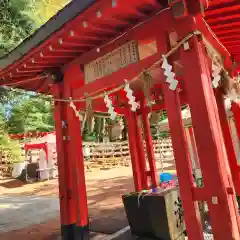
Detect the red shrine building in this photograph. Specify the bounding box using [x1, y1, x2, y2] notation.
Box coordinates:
[1, 0, 240, 239]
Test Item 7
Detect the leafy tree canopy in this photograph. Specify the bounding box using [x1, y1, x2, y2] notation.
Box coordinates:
[7, 96, 54, 134]
[0, 104, 22, 163]
[0, 1, 70, 163]
[0, 0, 71, 55]
[0, 0, 37, 55]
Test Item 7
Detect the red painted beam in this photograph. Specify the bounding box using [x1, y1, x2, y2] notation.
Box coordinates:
[221, 40, 240, 47]
[39, 55, 75, 60]
[206, 15, 240, 27]
[73, 53, 160, 99]
[219, 33, 240, 42]
[205, 3, 240, 19]
[205, 0, 239, 13]
[193, 16, 233, 69]
[211, 22, 240, 31]
[1, 75, 48, 87]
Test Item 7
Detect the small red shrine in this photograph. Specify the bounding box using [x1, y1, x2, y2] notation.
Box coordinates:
[1, 1, 240, 239]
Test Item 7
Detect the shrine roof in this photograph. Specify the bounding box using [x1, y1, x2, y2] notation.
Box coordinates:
[0, 0, 239, 92]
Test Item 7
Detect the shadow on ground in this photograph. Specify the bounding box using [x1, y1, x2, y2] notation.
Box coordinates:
[0, 174, 134, 239]
[0, 162, 176, 239]
[87, 176, 134, 234]
[0, 179, 25, 189]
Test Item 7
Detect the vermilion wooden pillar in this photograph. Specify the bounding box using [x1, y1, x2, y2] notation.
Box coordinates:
[185, 127, 196, 170]
[156, 30, 203, 240]
[216, 91, 240, 196]
[135, 114, 148, 190]
[231, 102, 240, 144]
[53, 83, 77, 240]
[140, 99, 158, 188]
[188, 127, 200, 169]
[125, 109, 144, 191]
[162, 85, 204, 240]
[180, 33, 240, 239]
[185, 127, 200, 171]
[66, 86, 89, 239]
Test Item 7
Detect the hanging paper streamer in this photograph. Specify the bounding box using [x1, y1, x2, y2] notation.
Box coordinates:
[70, 100, 87, 134]
[104, 94, 117, 120]
[224, 98, 232, 111]
[70, 100, 83, 121]
[124, 80, 138, 111]
[212, 65, 221, 89]
[161, 55, 179, 91]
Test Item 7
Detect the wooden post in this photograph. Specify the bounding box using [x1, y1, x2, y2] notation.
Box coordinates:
[52, 83, 77, 240]
[179, 33, 240, 239]
[156, 29, 204, 240]
[216, 91, 240, 196]
[125, 110, 143, 191]
[135, 114, 148, 189]
[162, 85, 204, 240]
[140, 99, 158, 188]
[188, 127, 200, 169]
[229, 118, 240, 162]
[231, 102, 240, 147]
[66, 87, 89, 239]
[185, 127, 196, 171]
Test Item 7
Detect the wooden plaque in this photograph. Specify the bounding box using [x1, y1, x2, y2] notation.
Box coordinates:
[84, 41, 139, 84]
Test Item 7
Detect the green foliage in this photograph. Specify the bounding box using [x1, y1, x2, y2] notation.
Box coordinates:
[0, 105, 22, 163]
[7, 96, 54, 134]
[153, 130, 170, 140]
[0, 0, 71, 55]
[0, 0, 37, 55]
[0, 86, 22, 104]
[0, 0, 70, 163]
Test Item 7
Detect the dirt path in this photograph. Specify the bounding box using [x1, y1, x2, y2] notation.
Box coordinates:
[0, 161, 176, 239]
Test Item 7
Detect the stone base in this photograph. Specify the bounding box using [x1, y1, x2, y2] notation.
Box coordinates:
[61, 224, 89, 240]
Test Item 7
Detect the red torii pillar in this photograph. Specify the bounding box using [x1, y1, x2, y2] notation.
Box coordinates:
[53, 81, 89, 240]
[177, 23, 240, 239]
[231, 102, 240, 147]
[156, 31, 204, 240]
[53, 83, 77, 239]
[140, 99, 158, 189]
[216, 91, 240, 196]
[125, 109, 146, 191]
[66, 88, 89, 238]
[125, 100, 158, 191]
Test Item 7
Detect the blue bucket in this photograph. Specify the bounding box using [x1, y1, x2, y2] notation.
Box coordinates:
[160, 173, 173, 183]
